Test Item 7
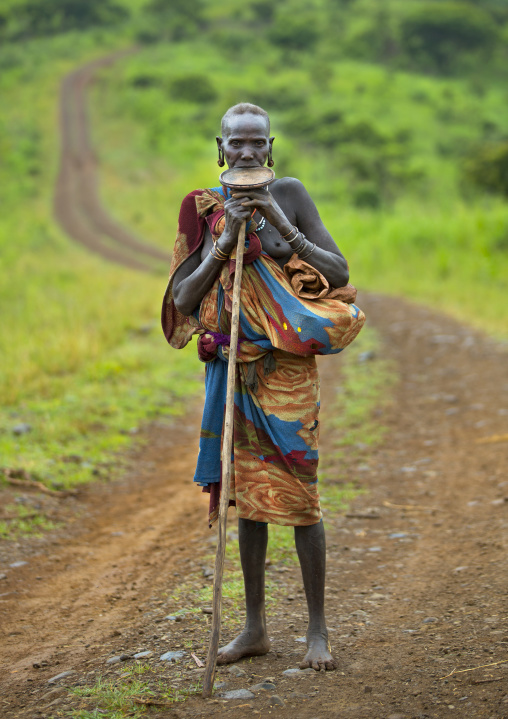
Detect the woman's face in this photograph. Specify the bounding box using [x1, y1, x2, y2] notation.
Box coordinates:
[218, 113, 273, 168]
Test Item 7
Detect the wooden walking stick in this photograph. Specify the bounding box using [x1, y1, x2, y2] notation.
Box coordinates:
[202, 166, 275, 698]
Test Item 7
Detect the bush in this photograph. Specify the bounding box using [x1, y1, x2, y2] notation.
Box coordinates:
[143, 0, 206, 41]
[5, 0, 128, 39]
[169, 74, 217, 104]
[399, 2, 498, 74]
[463, 141, 508, 197]
[267, 8, 320, 51]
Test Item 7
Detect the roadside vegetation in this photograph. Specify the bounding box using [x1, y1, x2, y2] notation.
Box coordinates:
[1, 0, 507, 536]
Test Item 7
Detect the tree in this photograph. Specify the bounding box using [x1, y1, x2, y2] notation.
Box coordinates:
[463, 141, 508, 198]
[7, 0, 128, 39]
[399, 2, 498, 74]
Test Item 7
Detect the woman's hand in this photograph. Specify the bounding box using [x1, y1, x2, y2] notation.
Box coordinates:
[231, 189, 292, 236]
[220, 196, 255, 253]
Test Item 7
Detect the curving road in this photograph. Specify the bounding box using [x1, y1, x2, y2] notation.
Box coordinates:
[53, 50, 172, 273]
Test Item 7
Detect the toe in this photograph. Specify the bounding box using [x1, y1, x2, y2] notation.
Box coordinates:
[324, 660, 335, 671]
[299, 660, 311, 670]
[312, 659, 321, 671]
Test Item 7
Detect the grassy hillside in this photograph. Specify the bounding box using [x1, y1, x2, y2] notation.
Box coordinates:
[1, 0, 507, 509]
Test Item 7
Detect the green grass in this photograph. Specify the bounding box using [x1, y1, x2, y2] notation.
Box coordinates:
[0, 29, 204, 519]
[318, 325, 396, 526]
[0, 503, 59, 539]
[68, 673, 203, 718]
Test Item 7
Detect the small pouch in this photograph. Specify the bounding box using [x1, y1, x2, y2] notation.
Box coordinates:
[284, 255, 357, 303]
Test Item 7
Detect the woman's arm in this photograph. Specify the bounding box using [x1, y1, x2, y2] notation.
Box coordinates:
[173, 195, 254, 316]
[234, 179, 349, 288]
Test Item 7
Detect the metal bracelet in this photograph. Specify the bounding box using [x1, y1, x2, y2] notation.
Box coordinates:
[210, 248, 227, 261]
[281, 225, 298, 240]
[298, 242, 317, 260]
[213, 241, 230, 259]
[291, 239, 307, 254]
[287, 230, 307, 247]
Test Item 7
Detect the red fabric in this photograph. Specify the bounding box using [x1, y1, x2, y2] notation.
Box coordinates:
[161, 189, 263, 347]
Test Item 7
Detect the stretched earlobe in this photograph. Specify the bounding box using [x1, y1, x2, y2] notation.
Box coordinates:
[267, 148, 274, 168]
[217, 146, 225, 167]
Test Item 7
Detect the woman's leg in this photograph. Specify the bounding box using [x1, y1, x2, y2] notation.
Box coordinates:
[217, 518, 271, 664]
[294, 520, 338, 670]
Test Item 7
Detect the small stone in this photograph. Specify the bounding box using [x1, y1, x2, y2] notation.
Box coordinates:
[0, 574, 7, 580]
[47, 671, 76, 684]
[160, 650, 185, 662]
[202, 607, 213, 614]
[41, 688, 65, 701]
[423, 617, 438, 624]
[45, 698, 64, 708]
[222, 689, 255, 700]
[286, 596, 295, 601]
[228, 665, 247, 677]
[364, 685, 373, 693]
[9, 561, 28, 568]
[358, 350, 375, 363]
[289, 691, 307, 699]
[283, 668, 315, 676]
[250, 682, 276, 692]
[387, 714, 407, 719]
[106, 656, 122, 665]
[295, 636, 306, 643]
[388, 533, 407, 539]
[133, 651, 152, 659]
[13, 423, 32, 435]
[269, 695, 285, 706]
[202, 567, 214, 578]
[368, 546, 382, 552]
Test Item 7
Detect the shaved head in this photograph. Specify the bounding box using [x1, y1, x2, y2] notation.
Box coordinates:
[221, 103, 270, 138]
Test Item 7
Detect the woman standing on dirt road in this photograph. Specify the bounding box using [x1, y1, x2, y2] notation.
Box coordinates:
[162, 103, 364, 670]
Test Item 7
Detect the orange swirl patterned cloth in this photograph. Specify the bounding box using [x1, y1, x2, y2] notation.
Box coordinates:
[162, 188, 366, 527]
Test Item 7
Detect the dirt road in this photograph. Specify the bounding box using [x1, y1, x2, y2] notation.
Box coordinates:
[53, 49, 171, 273]
[1, 293, 507, 719]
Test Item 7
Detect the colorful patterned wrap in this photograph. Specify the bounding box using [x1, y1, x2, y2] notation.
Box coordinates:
[162, 188, 366, 526]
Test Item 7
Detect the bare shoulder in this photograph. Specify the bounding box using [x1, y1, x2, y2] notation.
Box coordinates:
[271, 176, 311, 209]
[271, 176, 307, 195]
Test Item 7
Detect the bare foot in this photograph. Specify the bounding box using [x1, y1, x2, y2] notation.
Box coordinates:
[216, 628, 271, 665]
[299, 631, 338, 671]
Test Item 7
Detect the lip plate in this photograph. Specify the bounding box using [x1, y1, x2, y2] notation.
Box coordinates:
[219, 166, 275, 189]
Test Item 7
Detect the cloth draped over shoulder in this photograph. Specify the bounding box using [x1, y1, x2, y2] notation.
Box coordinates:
[162, 187, 365, 527]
